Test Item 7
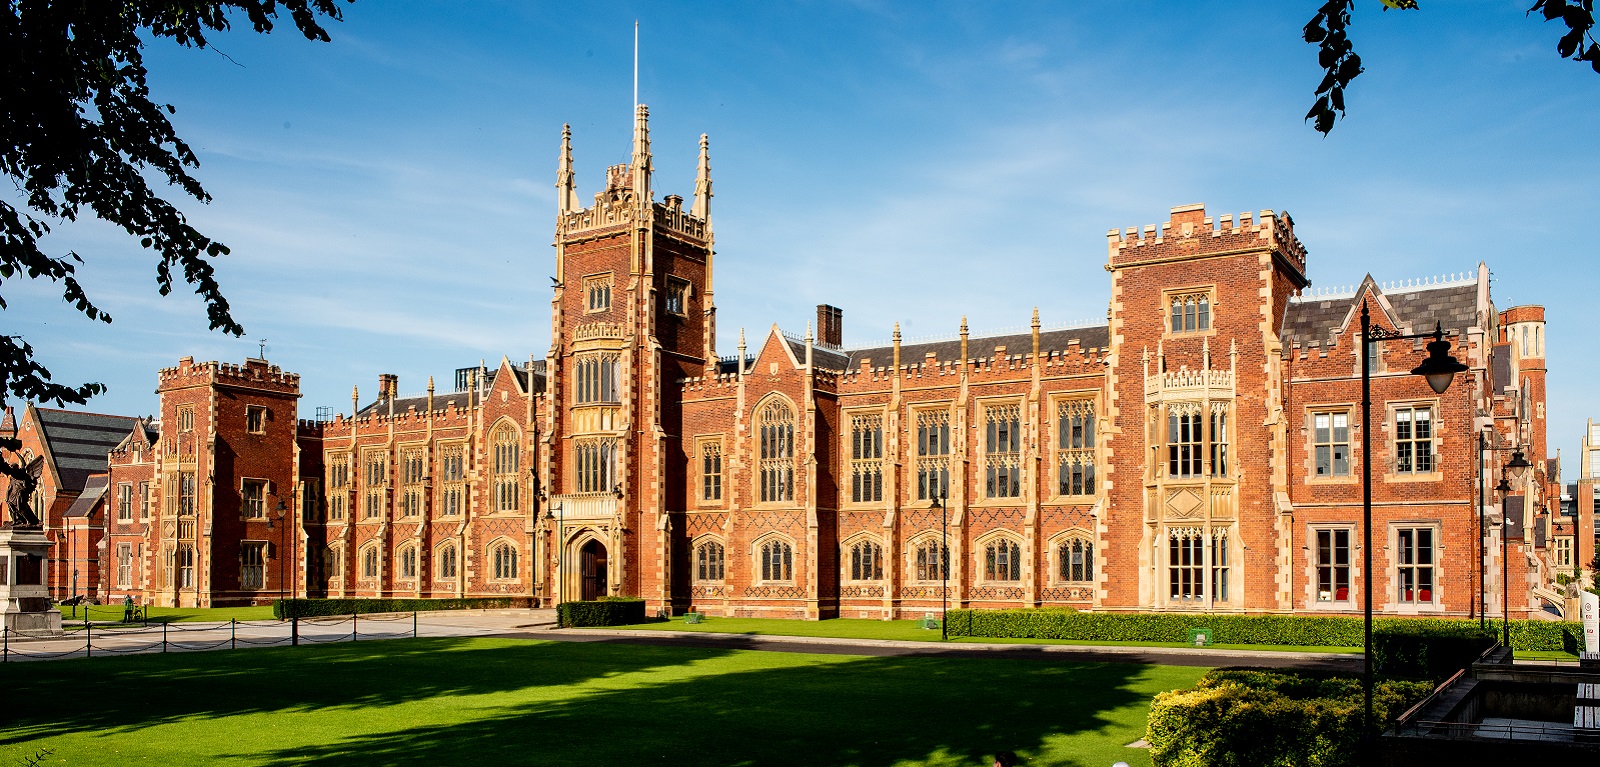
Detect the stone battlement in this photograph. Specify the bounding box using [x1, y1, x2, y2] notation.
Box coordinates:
[1106, 203, 1307, 278]
[157, 356, 300, 393]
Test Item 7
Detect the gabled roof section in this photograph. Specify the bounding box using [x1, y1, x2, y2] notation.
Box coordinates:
[113, 418, 159, 453]
[64, 475, 107, 519]
[756, 325, 803, 371]
[1283, 274, 1481, 348]
[357, 360, 546, 416]
[33, 407, 139, 491]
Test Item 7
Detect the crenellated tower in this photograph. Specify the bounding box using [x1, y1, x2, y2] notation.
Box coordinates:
[544, 106, 714, 606]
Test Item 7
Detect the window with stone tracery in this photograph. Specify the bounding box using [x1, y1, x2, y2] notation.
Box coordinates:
[915, 409, 951, 501]
[1168, 290, 1212, 334]
[984, 538, 1022, 581]
[695, 540, 725, 582]
[758, 400, 795, 503]
[1058, 537, 1094, 583]
[584, 273, 612, 313]
[849, 413, 884, 504]
[574, 353, 620, 404]
[575, 439, 616, 494]
[699, 440, 722, 502]
[493, 426, 520, 511]
[1167, 527, 1229, 603]
[758, 538, 793, 582]
[912, 538, 948, 581]
[847, 539, 883, 581]
[439, 444, 464, 516]
[1209, 405, 1229, 478]
[1167, 406, 1203, 478]
[1056, 399, 1096, 496]
[984, 404, 1022, 499]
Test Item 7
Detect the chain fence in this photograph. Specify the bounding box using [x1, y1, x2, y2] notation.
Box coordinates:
[2, 612, 421, 662]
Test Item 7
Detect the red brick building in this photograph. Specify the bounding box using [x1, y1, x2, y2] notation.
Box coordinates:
[28, 105, 1590, 618]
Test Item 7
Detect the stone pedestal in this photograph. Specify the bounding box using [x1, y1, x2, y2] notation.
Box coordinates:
[0, 528, 63, 636]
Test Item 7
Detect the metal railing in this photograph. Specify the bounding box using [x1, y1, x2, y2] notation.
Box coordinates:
[1, 612, 420, 662]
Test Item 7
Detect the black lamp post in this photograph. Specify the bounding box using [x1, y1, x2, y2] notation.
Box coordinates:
[1360, 309, 1466, 751]
[932, 493, 948, 641]
[544, 502, 565, 607]
[278, 500, 294, 601]
[1498, 449, 1531, 649]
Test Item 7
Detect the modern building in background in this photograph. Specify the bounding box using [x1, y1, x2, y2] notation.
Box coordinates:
[2, 106, 1587, 618]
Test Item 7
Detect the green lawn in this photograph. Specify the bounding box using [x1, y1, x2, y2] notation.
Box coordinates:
[55, 605, 277, 625]
[0, 637, 1205, 766]
[607, 616, 1364, 654]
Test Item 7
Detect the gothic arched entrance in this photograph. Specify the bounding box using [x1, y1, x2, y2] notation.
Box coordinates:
[580, 539, 609, 601]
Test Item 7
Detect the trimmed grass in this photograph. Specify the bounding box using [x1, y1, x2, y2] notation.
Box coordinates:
[55, 605, 276, 625]
[1516, 649, 1581, 662]
[609, 616, 1363, 654]
[0, 637, 1206, 766]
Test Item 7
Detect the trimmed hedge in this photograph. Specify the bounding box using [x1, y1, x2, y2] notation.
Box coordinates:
[273, 597, 527, 619]
[1372, 622, 1494, 679]
[944, 608, 1582, 652]
[557, 597, 648, 627]
[1146, 669, 1434, 767]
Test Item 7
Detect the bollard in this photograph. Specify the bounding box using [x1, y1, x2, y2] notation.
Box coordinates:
[162, 621, 168, 653]
[291, 615, 299, 647]
[413, 611, 418, 639]
[3, 626, 7, 663]
[231, 619, 236, 650]
[85, 620, 92, 659]
[352, 613, 357, 643]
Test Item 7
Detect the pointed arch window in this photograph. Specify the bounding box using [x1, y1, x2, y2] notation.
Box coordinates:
[397, 545, 418, 579]
[493, 426, 520, 511]
[984, 538, 1022, 582]
[913, 538, 948, 581]
[847, 539, 884, 581]
[491, 541, 519, 581]
[758, 539, 793, 582]
[361, 546, 379, 579]
[1058, 537, 1094, 583]
[695, 540, 725, 582]
[437, 543, 458, 580]
[758, 400, 795, 503]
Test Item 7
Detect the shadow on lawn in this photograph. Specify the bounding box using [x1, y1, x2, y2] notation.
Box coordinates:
[245, 646, 1155, 767]
[0, 638, 726, 746]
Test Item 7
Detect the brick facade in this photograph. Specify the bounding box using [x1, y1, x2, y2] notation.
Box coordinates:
[17, 105, 1589, 620]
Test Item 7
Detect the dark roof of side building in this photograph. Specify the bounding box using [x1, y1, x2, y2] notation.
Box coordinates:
[63, 475, 107, 519]
[1282, 283, 1479, 348]
[842, 326, 1111, 371]
[35, 408, 139, 490]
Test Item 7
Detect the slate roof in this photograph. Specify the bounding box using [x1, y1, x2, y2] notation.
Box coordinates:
[1282, 283, 1480, 348]
[357, 363, 546, 417]
[35, 409, 139, 490]
[63, 475, 107, 519]
[841, 326, 1111, 371]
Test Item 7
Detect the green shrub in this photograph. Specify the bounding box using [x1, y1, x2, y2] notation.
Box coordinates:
[1146, 669, 1433, 767]
[273, 597, 523, 619]
[945, 608, 1582, 654]
[557, 597, 648, 627]
[1371, 622, 1494, 678]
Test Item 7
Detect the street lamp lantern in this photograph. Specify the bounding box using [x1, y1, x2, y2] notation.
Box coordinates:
[931, 493, 948, 642]
[1410, 323, 1468, 395]
[1495, 477, 1513, 494]
[1504, 449, 1532, 481]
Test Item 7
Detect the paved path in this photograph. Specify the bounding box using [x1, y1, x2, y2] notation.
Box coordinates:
[6, 610, 1359, 670]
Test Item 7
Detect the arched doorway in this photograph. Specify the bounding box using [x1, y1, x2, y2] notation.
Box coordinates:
[580, 539, 609, 601]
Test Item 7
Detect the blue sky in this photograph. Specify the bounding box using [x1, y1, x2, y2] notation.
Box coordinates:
[9, 1, 1599, 463]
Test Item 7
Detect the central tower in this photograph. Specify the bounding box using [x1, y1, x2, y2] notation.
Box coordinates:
[543, 106, 714, 610]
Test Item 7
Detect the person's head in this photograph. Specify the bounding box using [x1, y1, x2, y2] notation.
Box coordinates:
[992, 751, 1018, 767]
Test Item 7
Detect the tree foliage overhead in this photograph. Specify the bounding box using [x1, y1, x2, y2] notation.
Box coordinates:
[1304, 1, 1599, 134]
[0, 0, 345, 420]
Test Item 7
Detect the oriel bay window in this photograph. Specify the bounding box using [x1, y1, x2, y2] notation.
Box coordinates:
[1057, 399, 1096, 496]
[1396, 526, 1435, 604]
[1168, 408, 1202, 478]
[1168, 527, 1230, 603]
[575, 353, 620, 404]
[916, 409, 951, 501]
[849, 413, 884, 503]
[758, 400, 795, 503]
[1209, 406, 1229, 478]
[985, 404, 1022, 498]
[575, 439, 616, 494]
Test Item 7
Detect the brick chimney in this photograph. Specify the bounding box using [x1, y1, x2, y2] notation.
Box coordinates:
[378, 374, 398, 400]
[816, 305, 843, 347]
